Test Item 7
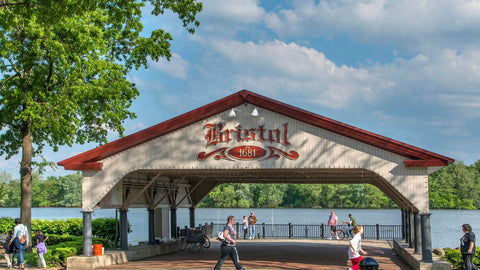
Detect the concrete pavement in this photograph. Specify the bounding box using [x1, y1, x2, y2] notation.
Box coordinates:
[97, 239, 414, 270]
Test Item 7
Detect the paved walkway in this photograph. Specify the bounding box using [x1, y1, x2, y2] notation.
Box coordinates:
[97, 239, 414, 270]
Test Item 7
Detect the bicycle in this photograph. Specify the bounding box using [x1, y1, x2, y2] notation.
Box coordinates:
[183, 227, 211, 252]
[332, 225, 352, 240]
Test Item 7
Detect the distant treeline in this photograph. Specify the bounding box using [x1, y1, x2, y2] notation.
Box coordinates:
[1, 160, 479, 209]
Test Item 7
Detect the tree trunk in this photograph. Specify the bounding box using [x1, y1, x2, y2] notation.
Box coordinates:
[20, 119, 33, 251]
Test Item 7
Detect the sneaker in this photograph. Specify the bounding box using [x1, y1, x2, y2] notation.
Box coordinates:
[328, 237, 332, 240]
[336, 236, 340, 240]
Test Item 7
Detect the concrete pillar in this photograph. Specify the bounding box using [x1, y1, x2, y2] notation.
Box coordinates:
[421, 213, 433, 262]
[189, 207, 195, 228]
[120, 209, 128, 250]
[414, 213, 422, 254]
[148, 209, 155, 244]
[170, 208, 177, 238]
[155, 208, 170, 239]
[82, 210, 93, 256]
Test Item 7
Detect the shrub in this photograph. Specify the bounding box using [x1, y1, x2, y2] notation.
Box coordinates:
[0, 216, 128, 267]
[443, 247, 480, 269]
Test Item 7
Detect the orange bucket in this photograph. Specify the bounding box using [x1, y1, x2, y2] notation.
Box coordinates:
[93, 244, 103, 256]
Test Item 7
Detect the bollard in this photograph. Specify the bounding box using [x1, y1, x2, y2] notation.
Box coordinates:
[359, 257, 379, 270]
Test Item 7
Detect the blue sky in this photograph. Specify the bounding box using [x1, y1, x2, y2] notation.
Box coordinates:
[2, 0, 480, 178]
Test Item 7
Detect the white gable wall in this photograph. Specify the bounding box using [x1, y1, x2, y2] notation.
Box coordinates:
[81, 105, 430, 213]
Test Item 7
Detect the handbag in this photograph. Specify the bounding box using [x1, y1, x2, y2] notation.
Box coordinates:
[18, 225, 27, 244]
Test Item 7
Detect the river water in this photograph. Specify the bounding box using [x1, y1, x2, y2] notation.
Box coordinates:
[1, 207, 477, 249]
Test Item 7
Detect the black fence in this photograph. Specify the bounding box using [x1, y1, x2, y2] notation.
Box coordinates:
[202, 223, 403, 240]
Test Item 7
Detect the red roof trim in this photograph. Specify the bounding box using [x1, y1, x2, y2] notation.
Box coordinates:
[62, 162, 103, 170]
[404, 159, 449, 167]
[58, 89, 454, 170]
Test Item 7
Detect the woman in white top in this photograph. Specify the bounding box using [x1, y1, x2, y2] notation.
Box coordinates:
[13, 218, 29, 269]
[348, 225, 367, 270]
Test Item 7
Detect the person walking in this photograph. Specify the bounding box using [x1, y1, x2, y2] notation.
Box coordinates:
[242, 216, 248, 240]
[35, 229, 49, 269]
[348, 225, 367, 270]
[460, 224, 478, 270]
[214, 216, 245, 270]
[248, 212, 257, 239]
[13, 218, 29, 269]
[327, 210, 339, 240]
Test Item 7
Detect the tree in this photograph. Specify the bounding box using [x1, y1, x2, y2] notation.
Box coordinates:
[58, 173, 82, 207]
[0, 0, 201, 238]
[0, 171, 13, 204]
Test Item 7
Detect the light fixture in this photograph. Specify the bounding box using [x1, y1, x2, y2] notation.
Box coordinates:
[251, 107, 259, 117]
[228, 109, 236, 117]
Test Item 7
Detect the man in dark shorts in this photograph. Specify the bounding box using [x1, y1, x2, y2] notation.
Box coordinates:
[328, 210, 338, 240]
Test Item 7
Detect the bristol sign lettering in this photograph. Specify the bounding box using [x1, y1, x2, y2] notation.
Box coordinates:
[197, 123, 299, 161]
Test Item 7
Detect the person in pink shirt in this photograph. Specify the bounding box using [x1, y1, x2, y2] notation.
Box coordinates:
[327, 210, 339, 240]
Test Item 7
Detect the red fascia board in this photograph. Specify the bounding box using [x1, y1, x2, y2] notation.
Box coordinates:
[404, 159, 449, 167]
[58, 89, 454, 169]
[62, 162, 103, 170]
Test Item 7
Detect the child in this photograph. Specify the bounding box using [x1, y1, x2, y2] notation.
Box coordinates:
[3, 230, 15, 269]
[348, 225, 367, 270]
[34, 229, 49, 269]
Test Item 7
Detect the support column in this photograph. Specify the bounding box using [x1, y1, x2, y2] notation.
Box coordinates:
[170, 208, 177, 238]
[189, 207, 195, 228]
[409, 211, 414, 248]
[82, 210, 93, 256]
[401, 209, 406, 240]
[414, 213, 422, 254]
[155, 208, 170, 239]
[405, 210, 411, 244]
[421, 213, 433, 262]
[148, 209, 155, 244]
[120, 209, 129, 250]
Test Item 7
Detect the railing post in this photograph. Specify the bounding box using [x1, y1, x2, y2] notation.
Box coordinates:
[376, 224, 380, 240]
[321, 223, 324, 239]
[236, 222, 240, 234]
[289, 223, 293, 239]
[262, 223, 266, 239]
[305, 225, 308, 238]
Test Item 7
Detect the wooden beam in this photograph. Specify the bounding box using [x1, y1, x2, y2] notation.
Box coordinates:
[122, 172, 163, 209]
[152, 176, 185, 208]
[174, 179, 205, 208]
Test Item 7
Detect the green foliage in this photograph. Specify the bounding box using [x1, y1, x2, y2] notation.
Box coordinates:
[199, 183, 396, 209]
[429, 161, 480, 209]
[442, 247, 480, 269]
[0, 217, 14, 234]
[92, 217, 130, 242]
[0, 217, 122, 267]
[31, 218, 83, 235]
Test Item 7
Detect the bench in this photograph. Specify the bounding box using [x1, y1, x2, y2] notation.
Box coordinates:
[0, 234, 7, 255]
[0, 234, 7, 245]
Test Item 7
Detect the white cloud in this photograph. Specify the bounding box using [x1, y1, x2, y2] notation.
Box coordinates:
[149, 53, 189, 79]
[369, 48, 480, 118]
[206, 39, 393, 108]
[197, 0, 265, 36]
[264, 0, 480, 51]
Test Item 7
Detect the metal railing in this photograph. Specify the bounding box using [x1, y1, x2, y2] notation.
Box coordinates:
[199, 223, 403, 240]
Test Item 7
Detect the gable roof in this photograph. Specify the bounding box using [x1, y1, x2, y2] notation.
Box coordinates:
[58, 89, 454, 170]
